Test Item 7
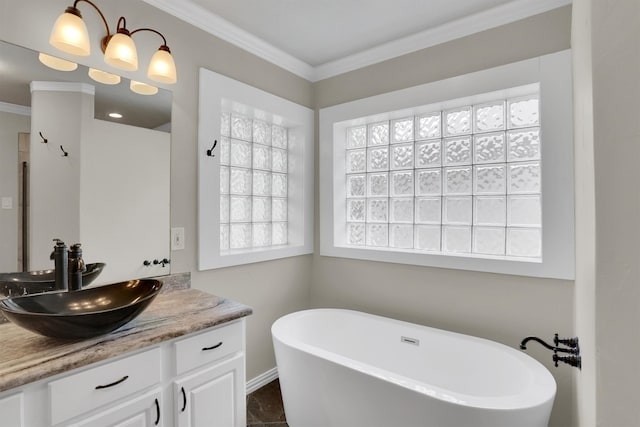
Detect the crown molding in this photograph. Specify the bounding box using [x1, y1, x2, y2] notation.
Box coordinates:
[142, 0, 316, 81]
[144, 0, 571, 83]
[0, 101, 31, 116]
[314, 0, 572, 81]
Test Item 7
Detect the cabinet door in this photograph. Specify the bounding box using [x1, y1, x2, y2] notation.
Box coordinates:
[174, 354, 245, 427]
[69, 388, 162, 427]
[0, 393, 23, 427]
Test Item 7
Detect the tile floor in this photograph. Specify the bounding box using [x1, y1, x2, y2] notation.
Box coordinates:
[246, 379, 288, 427]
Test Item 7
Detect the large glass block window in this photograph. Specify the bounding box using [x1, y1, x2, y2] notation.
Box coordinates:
[219, 113, 289, 251]
[344, 92, 541, 259]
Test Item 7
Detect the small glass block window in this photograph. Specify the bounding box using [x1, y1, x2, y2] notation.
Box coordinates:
[220, 112, 290, 250]
[342, 88, 542, 260]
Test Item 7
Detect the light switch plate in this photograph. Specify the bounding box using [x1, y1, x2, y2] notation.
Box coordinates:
[171, 227, 185, 250]
[1, 197, 12, 209]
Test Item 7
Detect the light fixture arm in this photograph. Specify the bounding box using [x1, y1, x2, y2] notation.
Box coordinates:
[130, 27, 171, 51]
[70, 0, 112, 49]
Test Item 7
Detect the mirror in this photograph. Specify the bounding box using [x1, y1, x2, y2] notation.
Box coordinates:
[0, 40, 172, 285]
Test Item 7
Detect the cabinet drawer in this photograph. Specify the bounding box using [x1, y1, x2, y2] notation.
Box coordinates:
[49, 347, 161, 425]
[174, 321, 243, 375]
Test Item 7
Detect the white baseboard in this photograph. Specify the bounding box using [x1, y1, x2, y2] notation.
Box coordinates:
[246, 367, 278, 394]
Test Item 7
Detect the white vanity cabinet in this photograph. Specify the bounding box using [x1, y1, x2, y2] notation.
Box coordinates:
[1, 319, 246, 427]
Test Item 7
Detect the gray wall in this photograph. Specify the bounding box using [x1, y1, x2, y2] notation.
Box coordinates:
[571, 0, 596, 425]
[570, 1, 640, 425]
[310, 7, 575, 427]
[590, 0, 640, 425]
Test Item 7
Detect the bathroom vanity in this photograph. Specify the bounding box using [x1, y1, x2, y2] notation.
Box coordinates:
[0, 286, 252, 427]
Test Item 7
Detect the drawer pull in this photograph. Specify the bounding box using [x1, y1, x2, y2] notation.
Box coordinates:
[180, 386, 187, 412]
[94, 375, 129, 390]
[202, 341, 223, 351]
[154, 398, 160, 425]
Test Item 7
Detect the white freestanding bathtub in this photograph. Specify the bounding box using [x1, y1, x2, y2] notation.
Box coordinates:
[272, 309, 556, 427]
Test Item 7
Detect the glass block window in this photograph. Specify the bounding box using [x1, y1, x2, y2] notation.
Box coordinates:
[219, 112, 289, 251]
[343, 92, 541, 259]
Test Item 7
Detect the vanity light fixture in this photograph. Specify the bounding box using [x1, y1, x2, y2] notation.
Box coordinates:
[88, 67, 120, 85]
[38, 52, 78, 71]
[130, 80, 158, 96]
[49, 0, 177, 84]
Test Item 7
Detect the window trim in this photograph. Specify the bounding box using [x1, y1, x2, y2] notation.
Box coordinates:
[198, 68, 314, 270]
[319, 50, 574, 280]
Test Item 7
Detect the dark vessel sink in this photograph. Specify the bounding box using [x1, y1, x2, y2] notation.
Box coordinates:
[0, 263, 106, 297]
[0, 279, 162, 339]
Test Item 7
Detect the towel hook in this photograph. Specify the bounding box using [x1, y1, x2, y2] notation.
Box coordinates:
[206, 139, 217, 157]
[39, 132, 48, 144]
[60, 145, 69, 157]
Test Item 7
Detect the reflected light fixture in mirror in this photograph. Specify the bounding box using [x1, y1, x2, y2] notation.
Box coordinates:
[38, 52, 78, 71]
[88, 67, 120, 85]
[49, 0, 177, 84]
[130, 80, 158, 95]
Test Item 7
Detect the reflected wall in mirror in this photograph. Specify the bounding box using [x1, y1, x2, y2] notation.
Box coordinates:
[0, 40, 171, 286]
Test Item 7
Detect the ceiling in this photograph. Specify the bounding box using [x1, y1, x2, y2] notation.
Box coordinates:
[144, 0, 570, 81]
[191, 0, 514, 66]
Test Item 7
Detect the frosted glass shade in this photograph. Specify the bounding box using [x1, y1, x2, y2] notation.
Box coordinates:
[130, 80, 158, 95]
[104, 32, 138, 71]
[88, 68, 121, 85]
[38, 53, 78, 71]
[49, 9, 90, 56]
[147, 47, 177, 84]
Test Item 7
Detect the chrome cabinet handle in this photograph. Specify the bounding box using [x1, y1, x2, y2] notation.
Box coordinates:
[202, 341, 223, 351]
[95, 375, 129, 390]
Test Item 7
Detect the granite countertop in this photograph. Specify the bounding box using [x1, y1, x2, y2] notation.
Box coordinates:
[0, 288, 252, 392]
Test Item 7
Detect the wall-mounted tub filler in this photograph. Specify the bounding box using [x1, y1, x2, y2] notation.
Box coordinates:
[520, 333, 581, 369]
